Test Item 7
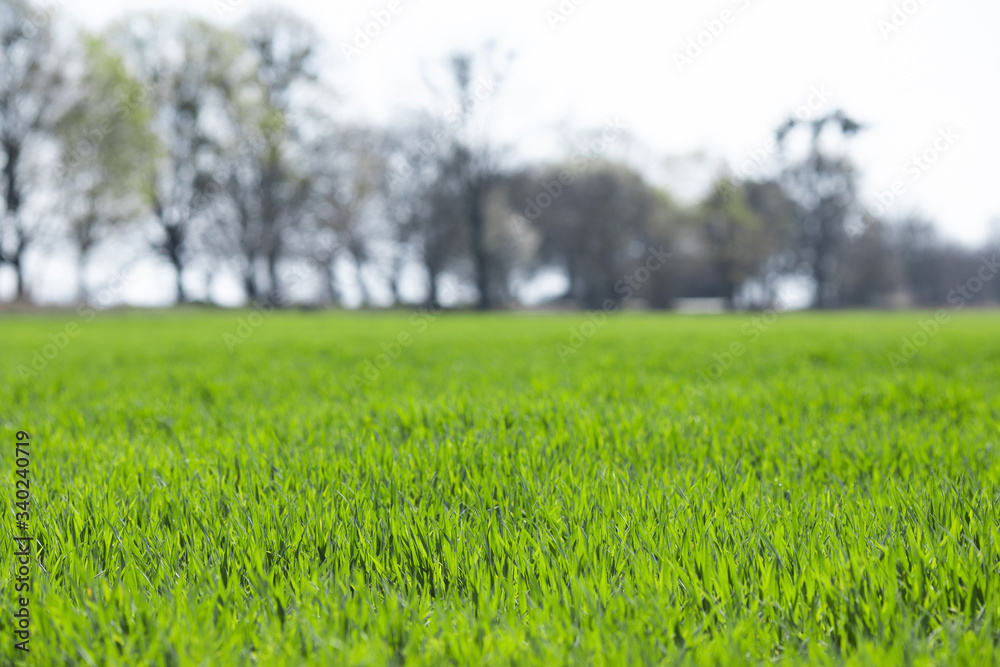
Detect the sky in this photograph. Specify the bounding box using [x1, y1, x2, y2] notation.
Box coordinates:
[11, 0, 1000, 304]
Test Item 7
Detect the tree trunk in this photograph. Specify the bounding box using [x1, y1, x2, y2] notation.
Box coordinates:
[723, 260, 738, 311]
[3, 139, 27, 303]
[425, 266, 439, 309]
[243, 256, 259, 304]
[12, 250, 26, 303]
[266, 249, 281, 306]
[725, 286, 738, 311]
[173, 263, 185, 304]
[164, 225, 186, 304]
[468, 189, 490, 310]
[353, 255, 369, 308]
[77, 250, 89, 304]
[261, 153, 283, 307]
[318, 261, 337, 306]
[244, 273, 258, 303]
[388, 253, 403, 306]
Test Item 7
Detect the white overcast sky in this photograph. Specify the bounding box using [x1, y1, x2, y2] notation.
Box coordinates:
[61, 0, 1000, 247]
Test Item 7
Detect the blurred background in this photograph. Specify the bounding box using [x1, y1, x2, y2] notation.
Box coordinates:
[1, 0, 998, 311]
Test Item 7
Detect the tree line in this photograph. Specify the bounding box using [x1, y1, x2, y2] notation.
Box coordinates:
[2, 1, 997, 311]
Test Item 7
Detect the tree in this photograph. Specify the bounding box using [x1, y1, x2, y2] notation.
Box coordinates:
[695, 177, 771, 309]
[226, 9, 320, 304]
[382, 117, 467, 308]
[108, 14, 244, 303]
[528, 161, 668, 309]
[889, 216, 957, 306]
[295, 125, 385, 306]
[55, 34, 159, 301]
[418, 50, 510, 309]
[775, 110, 865, 309]
[836, 217, 898, 307]
[0, 0, 64, 301]
[738, 178, 800, 307]
[378, 128, 427, 306]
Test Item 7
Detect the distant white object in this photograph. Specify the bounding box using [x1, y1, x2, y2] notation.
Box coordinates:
[675, 298, 728, 314]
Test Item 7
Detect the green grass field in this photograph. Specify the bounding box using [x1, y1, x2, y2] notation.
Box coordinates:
[2, 310, 999, 666]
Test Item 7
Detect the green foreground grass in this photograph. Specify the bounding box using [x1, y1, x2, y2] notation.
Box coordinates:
[1, 310, 999, 666]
